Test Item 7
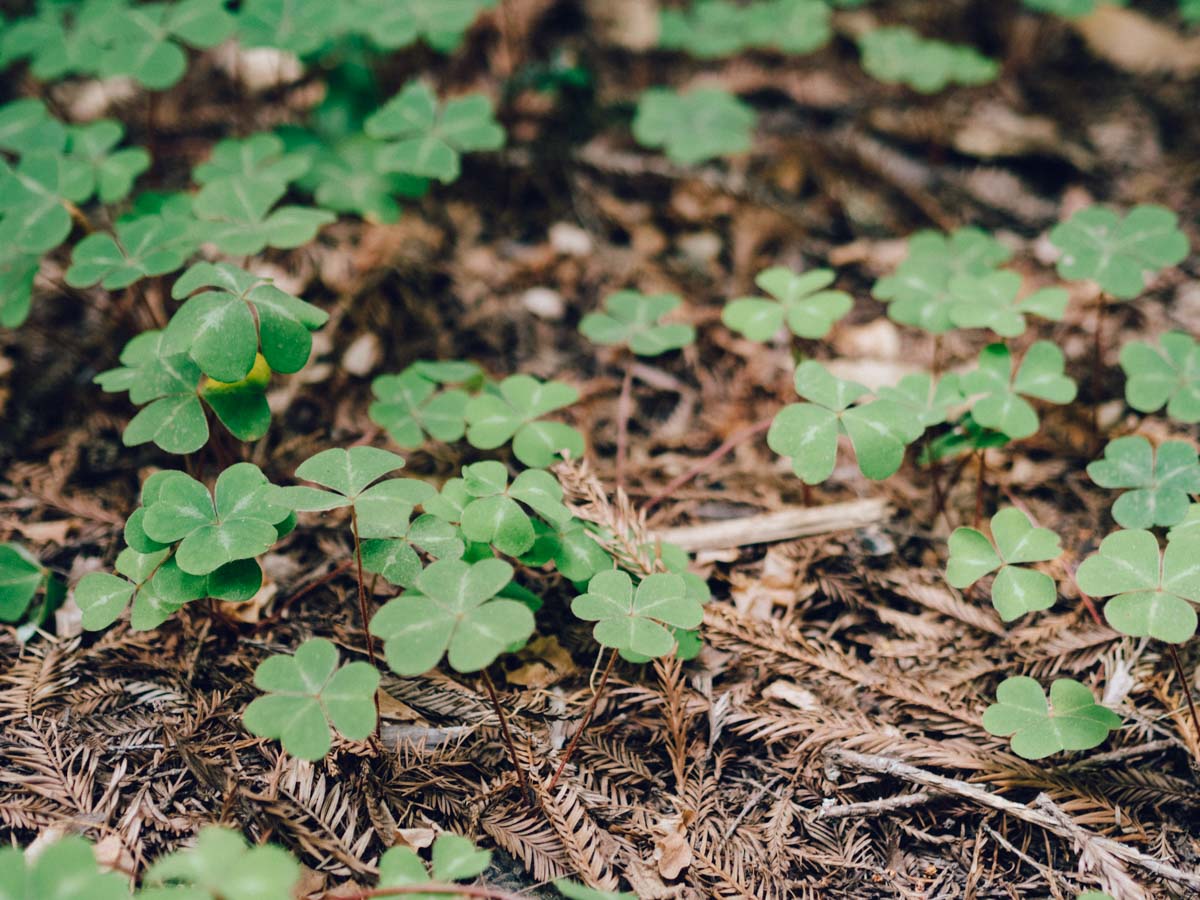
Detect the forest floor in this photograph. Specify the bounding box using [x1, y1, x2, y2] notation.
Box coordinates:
[3, 1, 1200, 898]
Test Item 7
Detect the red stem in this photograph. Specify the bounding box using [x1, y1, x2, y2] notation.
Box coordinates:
[615, 364, 634, 492]
[973, 450, 986, 531]
[350, 508, 381, 732]
[481, 669, 531, 801]
[547, 648, 618, 793]
[1168, 645, 1200, 764]
[1092, 294, 1105, 447]
[645, 416, 774, 514]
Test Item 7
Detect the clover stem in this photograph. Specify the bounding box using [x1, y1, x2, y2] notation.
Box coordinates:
[1167, 645, 1200, 762]
[547, 646, 618, 793]
[973, 449, 986, 531]
[615, 362, 634, 492]
[644, 416, 774, 516]
[1091, 293, 1106, 448]
[481, 669, 531, 801]
[349, 507, 381, 732]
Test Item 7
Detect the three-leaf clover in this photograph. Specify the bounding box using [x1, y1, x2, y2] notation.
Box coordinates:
[1049, 204, 1188, 299]
[1077, 529, 1200, 643]
[767, 361, 911, 484]
[722, 268, 852, 341]
[960, 342, 1077, 440]
[946, 508, 1062, 621]
[369, 362, 482, 448]
[360, 514, 464, 589]
[464, 374, 584, 467]
[632, 87, 756, 165]
[193, 133, 310, 191]
[875, 372, 963, 443]
[572, 569, 703, 660]
[1168, 505, 1200, 543]
[191, 177, 335, 256]
[982, 676, 1121, 759]
[90, 0, 235, 89]
[66, 214, 194, 290]
[370, 558, 534, 674]
[378, 833, 491, 896]
[947, 271, 1069, 337]
[455, 460, 572, 556]
[0, 98, 66, 155]
[244, 638, 380, 760]
[349, 0, 494, 52]
[1119, 332, 1200, 423]
[165, 262, 328, 383]
[0, 151, 92, 254]
[66, 119, 150, 203]
[294, 135, 428, 223]
[1087, 436, 1200, 529]
[141, 826, 299, 900]
[0, 543, 50, 623]
[580, 290, 695, 356]
[364, 81, 505, 183]
[0, 834, 130, 900]
[236, 0, 338, 54]
[858, 27, 998, 93]
[1, 247, 40, 327]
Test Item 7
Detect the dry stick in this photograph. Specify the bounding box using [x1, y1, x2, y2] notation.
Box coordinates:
[349, 508, 382, 731]
[546, 647, 618, 793]
[614, 363, 634, 492]
[817, 790, 935, 820]
[1167, 645, 1200, 763]
[824, 747, 1200, 891]
[480, 669, 531, 801]
[644, 416, 774, 514]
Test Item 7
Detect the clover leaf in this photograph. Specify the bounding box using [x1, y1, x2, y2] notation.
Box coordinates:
[378, 833, 491, 898]
[369, 362, 482, 448]
[767, 361, 912, 484]
[1088, 436, 1200, 529]
[164, 262, 328, 383]
[0, 99, 66, 155]
[66, 119, 150, 203]
[554, 882, 638, 900]
[243, 638, 379, 761]
[982, 676, 1121, 760]
[722, 267, 852, 342]
[580, 290, 695, 356]
[0, 7, 109, 83]
[236, 0, 338, 54]
[348, 0, 494, 52]
[193, 133, 310, 191]
[946, 508, 1062, 621]
[659, 0, 751, 57]
[294, 135, 428, 223]
[1049, 205, 1188, 299]
[141, 826, 299, 900]
[1, 247, 40, 328]
[872, 226, 1011, 333]
[0, 834, 130, 900]
[858, 27, 998, 93]
[960, 342, 1076, 440]
[660, 0, 831, 58]
[66, 214, 194, 290]
[370, 558, 533, 674]
[744, 0, 833, 54]
[89, 0, 234, 89]
[1076, 529, 1200, 643]
[0, 542, 62, 627]
[364, 81, 505, 183]
[0, 151, 92, 254]
[1119, 332, 1200, 424]
[1169, 505, 1200, 543]
[522, 519, 612, 584]
[572, 569, 703, 660]
[632, 87, 756, 166]
[361, 514, 464, 588]
[1022, 0, 1098, 14]
[947, 271, 1068, 337]
[191, 177, 335, 256]
[457, 460, 572, 556]
[875, 372, 963, 443]
[464, 374, 584, 467]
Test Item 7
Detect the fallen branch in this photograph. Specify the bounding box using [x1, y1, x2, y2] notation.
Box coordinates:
[824, 747, 1200, 892]
[817, 790, 934, 819]
[652, 497, 889, 552]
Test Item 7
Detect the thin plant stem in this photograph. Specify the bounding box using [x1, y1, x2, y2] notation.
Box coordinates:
[349, 508, 381, 732]
[644, 416, 774, 514]
[1167, 645, 1200, 763]
[547, 647, 618, 793]
[1092, 294, 1106, 447]
[973, 449, 986, 531]
[481, 669, 531, 801]
[615, 362, 634, 492]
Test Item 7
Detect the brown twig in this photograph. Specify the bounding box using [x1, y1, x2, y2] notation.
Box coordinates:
[644, 416, 774, 514]
[973, 449, 986, 531]
[1167, 645, 1200, 763]
[350, 508, 381, 731]
[481, 669, 531, 801]
[547, 647, 618, 793]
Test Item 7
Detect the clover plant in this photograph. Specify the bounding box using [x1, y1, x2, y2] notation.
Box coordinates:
[292, 134, 429, 222]
[67, 120, 151, 204]
[875, 372, 963, 441]
[464, 374, 584, 468]
[140, 826, 298, 900]
[1087, 436, 1200, 529]
[193, 133, 310, 191]
[1119, 332, 1200, 423]
[857, 27, 998, 93]
[0, 541, 65, 632]
[369, 360, 483, 447]
[632, 87, 757, 165]
[455, 460, 573, 556]
[572, 570, 704, 661]
[768, 361, 912, 484]
[983, 676, 1122, 759]
[66, 214, 195, 290]
[947, 271, 1068, 338]
[659, 0, 833, 58]
[1077, 529, 1200, 643]
[191, 176, 335, 256]
[1169, 505, 1200, 542]
[0, 833, 130, 900]
[722, 267, 852, 342]
[1049, 204, 1188, 300]
[580, 290, 696, 356]
[244, 637, 380, 760]
[960, 342, 1077, 440]
[946, 508, 1063, 621]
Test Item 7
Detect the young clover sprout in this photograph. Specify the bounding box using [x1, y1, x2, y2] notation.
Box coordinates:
[872, 226, 1012, 333]
[141, 825, 299, 900]
[455, 460, 573, 557]
[464, 373, 585, 468]
[960, 342, 1077, 440]
[244, 637, 380, 760]
[1076, 529, 1200, 643]
[946, 508, 1062, 621]
[572, 569, 704, 661]
[1087, 436, 1200, 529]
[632, 87, 757, 166]
[0, 542, 65, 633]
[378, 833, 490, 894]
[364, 80, 505, 183]
[767, 361, 912, 485]
[857, 27, 998, 93]
[0, 833, 130, 900]
[1119, 331, 1200, 424]
[982, 676, 1121, 760]
[75, 465, 290, 631]
[722, 267, 852, 342]
[369, 360, 483, 448]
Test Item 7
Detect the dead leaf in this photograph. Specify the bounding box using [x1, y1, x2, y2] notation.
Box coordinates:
[652, 811, 694, 880]
[1071, 4, 1200, 76]
[507, 635, 575, 687]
